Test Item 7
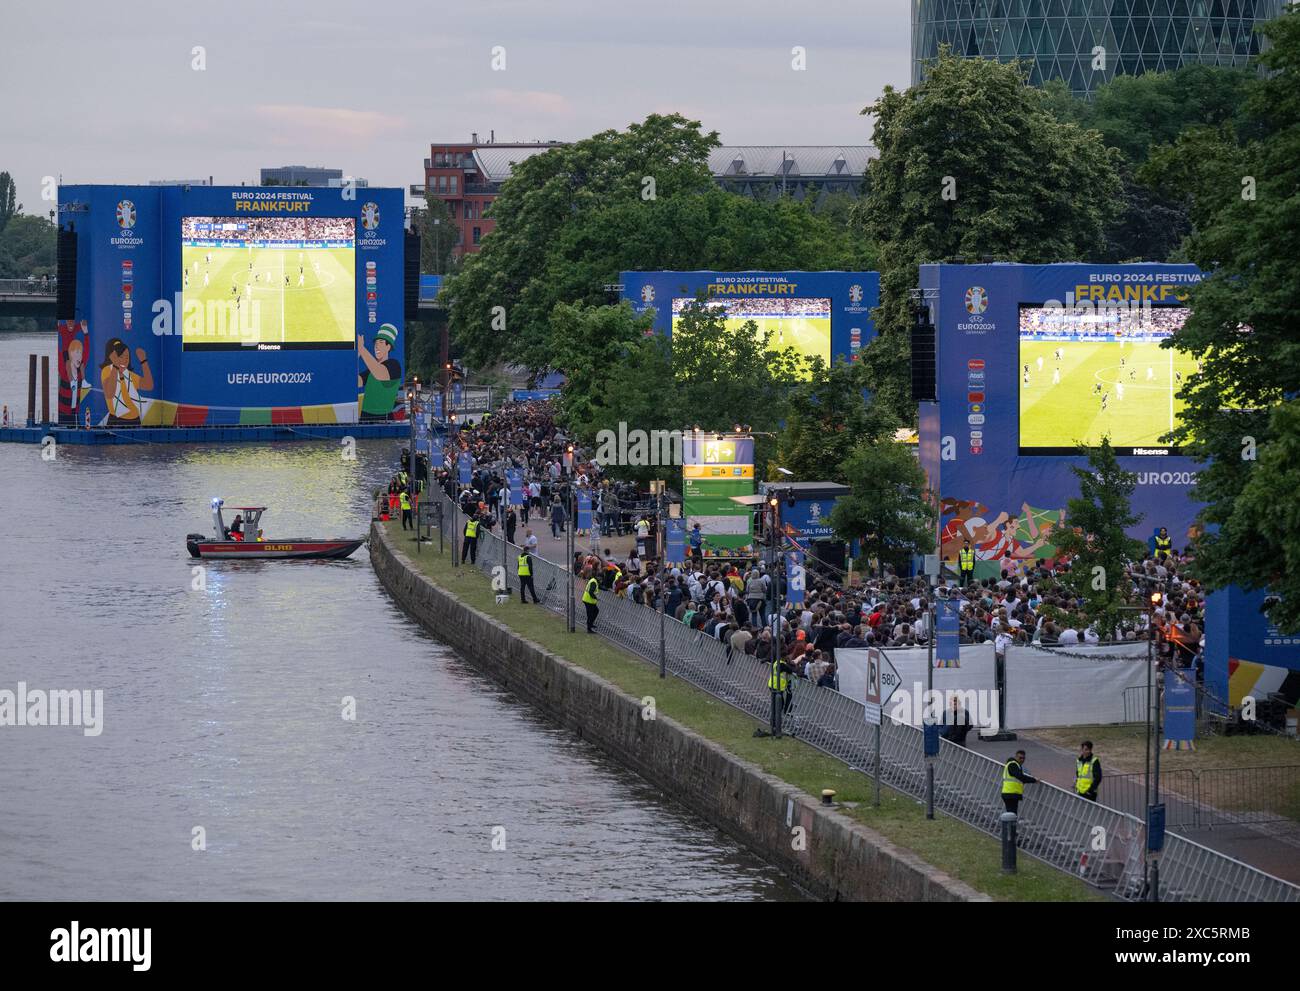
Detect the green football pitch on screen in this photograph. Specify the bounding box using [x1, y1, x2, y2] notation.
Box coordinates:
[1018, 338, 1199, 451]
[180, 244, 354, 347]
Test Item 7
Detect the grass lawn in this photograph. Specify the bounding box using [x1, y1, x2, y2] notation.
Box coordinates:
[383, 519, 1104, 902]
[1031, 724, 1300, 821]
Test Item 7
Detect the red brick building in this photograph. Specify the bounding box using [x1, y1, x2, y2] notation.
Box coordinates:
[416, 133, 563, 258]
[415, 134, 875, 259]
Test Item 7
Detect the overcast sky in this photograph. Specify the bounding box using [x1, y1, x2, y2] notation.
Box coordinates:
[0, 0, 909, 214]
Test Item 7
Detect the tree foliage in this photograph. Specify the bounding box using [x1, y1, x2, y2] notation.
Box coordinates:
[0, 172, 17, 232]
[860, 50, 1123, 419]
[413, 198, 458, 275]
[1139, 9, 1300, 631]
[771, 357, 896, 484]
[443, 113, 877, 375]
[552, 300, 804, 484]
[829, 439, 935, 578]
[1053, 439, 1146, 640]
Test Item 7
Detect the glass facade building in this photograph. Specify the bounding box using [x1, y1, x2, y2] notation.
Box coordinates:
[912, 0, 1282, 96]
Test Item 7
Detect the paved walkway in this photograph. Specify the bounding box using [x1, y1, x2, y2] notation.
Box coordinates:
[964, 731, 1300, 884]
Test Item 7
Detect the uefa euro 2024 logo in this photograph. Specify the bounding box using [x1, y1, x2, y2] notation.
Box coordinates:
[849, 284, 863, 304]
[965, 286, 989, 315]
[641, 284, 655, 303]
[115, 200, 136, 231]
[360, 202, 380, 231]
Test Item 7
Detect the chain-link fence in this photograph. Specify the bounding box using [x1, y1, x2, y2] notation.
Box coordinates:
[427, 490, 1299, 903]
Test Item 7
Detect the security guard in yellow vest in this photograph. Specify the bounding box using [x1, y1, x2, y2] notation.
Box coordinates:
[517, 550, 539, 604]
[768, 655, 794, 737]
[1001, 749, 1038, 814]
[1075, 740, 1102, 801]
[462, 513, 481, 564]
[399, 489, 413, 531]
[959, 541, 975, 586]
[1154, 527, 1173, 561]
[582, 570, 600, 633]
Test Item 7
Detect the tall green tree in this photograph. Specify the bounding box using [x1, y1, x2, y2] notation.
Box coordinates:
[0, 172, 17, 232]
[771, 358, 896, 484]
[829, 438, 935, 578]
[552, 300, 804, 484]
[413, 198, 458, 275]
[443, 113, 877, 375]
[1140, 9, 1300, 631]
[860, 50, 1122, 418]
[1053, 439, 1146, 641]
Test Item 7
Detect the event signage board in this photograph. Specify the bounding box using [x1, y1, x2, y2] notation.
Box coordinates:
[864, 647, 901, 726]
[785, 550, 806, 606]
[936, 598, 961, 668]
[622, 271, 879, 370]
[1163, 669, 1197, 750]
[917, 263, 1205, 582]
[58, 183, 404, 426]
[665, 518, 686, 565]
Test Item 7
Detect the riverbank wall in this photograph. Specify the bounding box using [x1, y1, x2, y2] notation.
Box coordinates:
[370, 521, 986, 902]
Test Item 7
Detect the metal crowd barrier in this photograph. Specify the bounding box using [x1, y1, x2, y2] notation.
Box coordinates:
[427, 492, 1299, 903]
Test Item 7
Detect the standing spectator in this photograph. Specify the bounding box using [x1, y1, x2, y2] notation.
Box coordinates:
[549, 496, 567, 539]
[581, 568, 600, 633]
[461, 512, 480, 564]
[1075, 740, 1102, 801]
[942, 696, 974, 747]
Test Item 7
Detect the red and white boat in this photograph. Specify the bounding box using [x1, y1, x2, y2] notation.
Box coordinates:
[186, 500, 364, 560]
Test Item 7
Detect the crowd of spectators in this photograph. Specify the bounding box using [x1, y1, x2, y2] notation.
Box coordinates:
[412, 398, 1207, 697]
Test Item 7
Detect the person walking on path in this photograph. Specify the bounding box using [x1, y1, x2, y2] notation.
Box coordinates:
[399, 489, 413, 530]
[549, 496, 567, 539]
[1075, 740, 1102, 802]
[505, 507, 517, 546]
[1001, 749, 1038, 815]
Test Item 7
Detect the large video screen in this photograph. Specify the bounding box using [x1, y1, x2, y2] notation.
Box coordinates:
[180, 216, 355, 350]
[671, 296, 830, 374]
[1018, 304, 1198, 455]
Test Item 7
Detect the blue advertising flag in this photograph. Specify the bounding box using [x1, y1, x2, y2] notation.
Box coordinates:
[432, 394, 443, 418]
[665, 518, 686, 565]
[429, 433, 443, 466]
[936, 598, 961, 668]
[506, 469, 524, 506]
[458, 452, 473, 485]
[453, 383, 463, 408]
[1162, 669, 1197, 750]
[577, 490, 593, 530]
[785, 550, 806, 606]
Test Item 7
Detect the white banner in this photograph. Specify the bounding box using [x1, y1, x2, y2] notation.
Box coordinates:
[837, 642, 1150, 729]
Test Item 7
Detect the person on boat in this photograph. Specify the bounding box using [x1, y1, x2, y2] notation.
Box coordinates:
[230, 514, 244, 541]
[255, 529, 266, 542]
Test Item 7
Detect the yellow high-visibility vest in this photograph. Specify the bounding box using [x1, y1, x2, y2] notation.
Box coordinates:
[1155, 536, 1172, 556]
[959, 548, 975, 569]
[1076, 757, 1098, 795]
[399, 492, 411, 510]
[1002, 760, 1024, 796]
[582, 579, 599, 605]
[465, 519, 479, 538]
[517, 553, 531, 577]
[769, 659, 788, 692]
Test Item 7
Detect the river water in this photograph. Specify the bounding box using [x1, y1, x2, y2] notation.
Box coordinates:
[0, 331, 799, 901]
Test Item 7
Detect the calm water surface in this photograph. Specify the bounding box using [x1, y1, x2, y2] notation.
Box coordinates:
[0, 331, 801, 900]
